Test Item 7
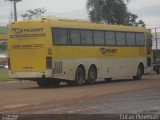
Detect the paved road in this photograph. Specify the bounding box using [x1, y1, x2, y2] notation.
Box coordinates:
[0, 74, 160, 114]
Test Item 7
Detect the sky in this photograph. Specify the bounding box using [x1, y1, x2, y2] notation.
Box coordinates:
[0, 0, 160, 29]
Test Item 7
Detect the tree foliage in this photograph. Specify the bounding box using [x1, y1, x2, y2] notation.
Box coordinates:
[21, 8, 47, 20]
[87, 0, 145, 27]
[126, 12, 146, 27]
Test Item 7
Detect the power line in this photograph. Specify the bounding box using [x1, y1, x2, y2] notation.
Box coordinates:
[149, 27, 160, 29]
[0, 1, 10, 5]
[0, 3, 11, 7]
[0, 0, 9, 4]
[0, 0, 7, 2]
[4, 0, 22, 22]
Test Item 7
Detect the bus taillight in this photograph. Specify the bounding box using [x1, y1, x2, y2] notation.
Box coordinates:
[46, 57, 52, 69]
[8, 58, 11, 70]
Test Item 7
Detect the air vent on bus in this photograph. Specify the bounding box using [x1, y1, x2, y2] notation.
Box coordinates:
[54, 61, 63, 74]
[139, 48, 145, 56]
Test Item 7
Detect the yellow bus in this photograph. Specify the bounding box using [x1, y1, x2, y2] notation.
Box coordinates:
[8, 17, 153, 87]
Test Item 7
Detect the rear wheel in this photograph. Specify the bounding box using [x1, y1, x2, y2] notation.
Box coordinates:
[133, 65, 143, 80]
[74, 66, 85, 86]
[36, 79, 53, 88]
[86, 66, 97, 85]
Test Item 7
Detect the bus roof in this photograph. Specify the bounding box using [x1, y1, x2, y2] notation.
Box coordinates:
[11, 17, 149, 33]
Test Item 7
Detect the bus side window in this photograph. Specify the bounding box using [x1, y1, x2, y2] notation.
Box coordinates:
[69, 29, 81, 45]
[105, 32, 116, 46]
[136, 33, 145, 46]
[81, 30, 93, 45]
[126, 33, 136, 46]
[53, 28, 68, 45]
[93, 31, 105, 45]
[116, 32, 126, 46]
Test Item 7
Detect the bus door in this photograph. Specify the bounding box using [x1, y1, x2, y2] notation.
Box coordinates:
[146, 32, 153, 73]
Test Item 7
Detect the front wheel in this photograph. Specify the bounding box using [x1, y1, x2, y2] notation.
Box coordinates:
[133, 65, 143, 80]
[156, 68, 160, 74]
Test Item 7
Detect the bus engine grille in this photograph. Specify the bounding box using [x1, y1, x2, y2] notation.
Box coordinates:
[54, 61, 63, 74]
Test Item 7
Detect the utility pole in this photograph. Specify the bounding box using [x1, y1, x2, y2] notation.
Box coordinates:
[13, 0, 17, 21]
[9, 3, 14, 24]
[6, 0, 22, 22]
[155, 28, 158, 50]
[151, 27, 160, 50]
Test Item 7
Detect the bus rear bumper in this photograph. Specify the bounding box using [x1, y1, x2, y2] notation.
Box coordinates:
[9, 70, 53, 79]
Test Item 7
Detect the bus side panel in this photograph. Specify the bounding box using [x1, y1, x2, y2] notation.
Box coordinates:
[52, 46, 147, 80]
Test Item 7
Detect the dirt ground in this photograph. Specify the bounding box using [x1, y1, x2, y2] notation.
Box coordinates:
[0, 74, 160, 114]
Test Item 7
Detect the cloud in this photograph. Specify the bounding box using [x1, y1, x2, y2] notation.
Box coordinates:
[18, 0, 87, 13]
[0, 0, 160, 28]
[128, 0, 160, 28]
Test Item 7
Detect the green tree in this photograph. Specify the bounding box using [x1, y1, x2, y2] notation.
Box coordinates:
[87, 0, 127, 24]
[126, 12, 146, 27]
[21, 8, 47, 20]
[87, 0, 145, 27]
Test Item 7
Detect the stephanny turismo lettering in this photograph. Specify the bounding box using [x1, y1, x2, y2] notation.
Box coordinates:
[100, 48, 117, 55]
[11, 28, 44, 34]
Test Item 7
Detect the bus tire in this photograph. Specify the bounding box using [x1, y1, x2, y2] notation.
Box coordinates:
[36, 79, 52, 88]
[86, 66, 97, 85]
[133, 65, 143, 80]
[74, 66, 85, 86]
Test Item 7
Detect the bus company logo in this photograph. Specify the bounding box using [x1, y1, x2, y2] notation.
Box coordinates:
[100, 48, 117, 55]
[11, 28, 44, 34]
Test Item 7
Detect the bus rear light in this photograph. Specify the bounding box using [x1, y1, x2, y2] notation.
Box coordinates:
[8, 58, 11, 70]
[46, 57, 52, 69]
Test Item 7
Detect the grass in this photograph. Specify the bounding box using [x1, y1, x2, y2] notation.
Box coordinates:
[0, 68, 10, 81]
